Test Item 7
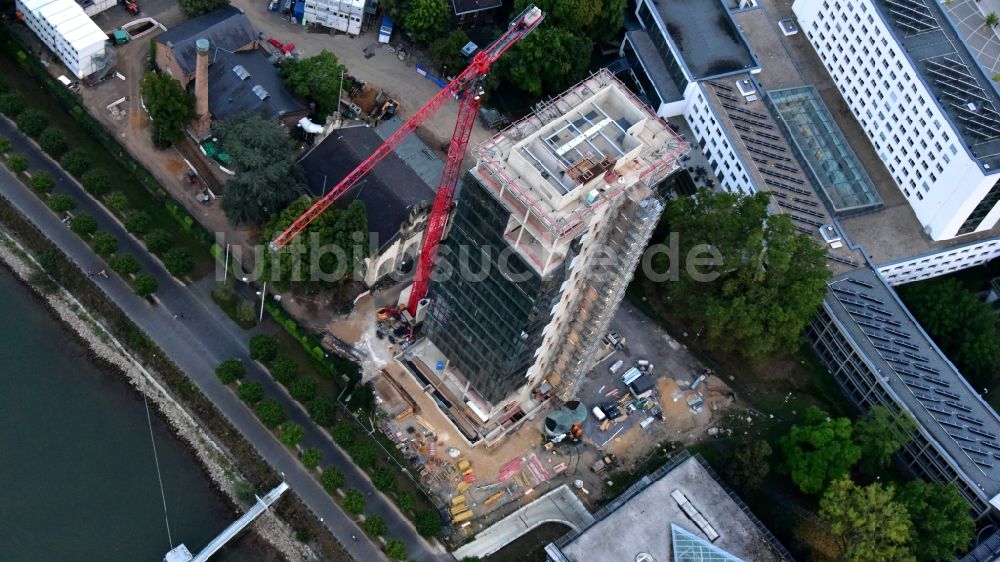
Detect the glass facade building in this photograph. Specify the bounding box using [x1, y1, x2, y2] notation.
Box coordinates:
[424, 175, 571, 404]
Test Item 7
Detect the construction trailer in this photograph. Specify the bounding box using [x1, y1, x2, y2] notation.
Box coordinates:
[301, 0, 364, 35]
[16, 0, 112, 79]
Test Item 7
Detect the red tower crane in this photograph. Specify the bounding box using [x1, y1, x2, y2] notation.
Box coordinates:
[270, 6, 545, 314]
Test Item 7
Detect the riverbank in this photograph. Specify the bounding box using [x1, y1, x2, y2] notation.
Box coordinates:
[0, 228, 314, 561]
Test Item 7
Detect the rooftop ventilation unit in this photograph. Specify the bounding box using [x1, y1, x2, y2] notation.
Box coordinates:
[252, 85, 269, 100]
[233, 65, 250, 80]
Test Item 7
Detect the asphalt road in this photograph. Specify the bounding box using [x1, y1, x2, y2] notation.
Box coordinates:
[0, 118, 449, 562]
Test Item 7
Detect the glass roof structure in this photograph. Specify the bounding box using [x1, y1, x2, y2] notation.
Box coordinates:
[767, 87, 883, 216]
[671, 524, 746, 562]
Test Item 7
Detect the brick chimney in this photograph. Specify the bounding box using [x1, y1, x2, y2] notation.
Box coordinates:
[193, 38, 211, 137]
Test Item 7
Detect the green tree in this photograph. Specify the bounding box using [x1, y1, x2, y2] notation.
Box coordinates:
[70, 213, 98, 237]
[363, 514, 388, 536]
[853, 406, 916, 475]
[215, 359, 246, 384]
[279, 422, 305, 447]
[91, 232, 118, 256]
[779, 406, 862, 494]
[60, 149, 90, 176]
[144, 229, 172, 255]
[403, 0, 449, 44]
[896, 481, 973, 561]
[0, 137, 10, 153]
[133, 274, 159, 297]
[269, 355, 299, 384]
[124, 210, 152, 235]
[499, 28, 592, 97]
[514, 0, 600, 31]
[163, 248, 193, 278]
[301, 447, 322, 469]
[987, 11, 999, 28]
[343, 488, 366, 514]
[140, 72, 195, 148]
[216, 113, 305, 226]
[587, 0, 627, 43]
[47, 194, 76, 214]
[17, 109, 48, 138]
[233, 479, 256, 506]
[81, 168, 111, 196]
[179, 0, 228, 16]
[819, 478, 914, 562]
[385, 539, 407, 560]
[255, 398, 286, 427]
[307, 396, 336, 426]
[0, 91, 26, 117]
[38, 128, 69, 158]
[236, 300, 257, 325]
[104, 191, 129, 214]
[238, 380, 264, 403]
[654, 190, 829, 360]
[898, 278, 1000, 390]
[724, 439, 772, 491]
[396, 490, 415, 512]
[348, 440, 376, 468]
[372, 466, 396, 492]
[262, 197, 369, 289]
[332, 420, 356, 445]
[415, 510, 441, 537]
[320, 466, 346, 492]
[110, 254, 141, 276]
[7, 153, 28, 174]
[30, 170, 55, 193]
[249, 334, 279, 362]
[280, 52, 347, 119]
[429, 30, 470, 76]
[289, 377, 317, 402]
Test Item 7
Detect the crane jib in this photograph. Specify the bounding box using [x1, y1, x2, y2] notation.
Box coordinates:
[269, 6, 545, 310]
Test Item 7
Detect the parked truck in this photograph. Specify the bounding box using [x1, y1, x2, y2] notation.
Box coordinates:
[378, 15, 393, 44]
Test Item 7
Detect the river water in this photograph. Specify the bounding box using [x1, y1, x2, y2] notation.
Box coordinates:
[0, 266, 263, 561]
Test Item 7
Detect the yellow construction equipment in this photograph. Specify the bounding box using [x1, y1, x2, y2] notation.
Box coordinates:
[452, 510, 474, 524]
[456, 481, 470, 494]
[457, 459, 471, 471]
[451, 495, 466, 506]
[484, 491, 505, 505]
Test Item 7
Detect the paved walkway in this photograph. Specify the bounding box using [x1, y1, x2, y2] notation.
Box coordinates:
[0, 118, 449, 562]
[452, 485, 593, 560]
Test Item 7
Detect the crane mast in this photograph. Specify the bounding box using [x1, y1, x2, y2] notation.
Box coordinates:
[269, 8, 545, 317]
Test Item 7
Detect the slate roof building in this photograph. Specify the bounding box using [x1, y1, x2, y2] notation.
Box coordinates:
[298, 118, 442, 285]
[154, 6, 307, 131]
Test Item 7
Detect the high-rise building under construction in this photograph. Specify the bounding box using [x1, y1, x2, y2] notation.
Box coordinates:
[412, 70, 687, 444]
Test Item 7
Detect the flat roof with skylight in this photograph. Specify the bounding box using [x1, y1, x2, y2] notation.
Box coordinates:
[545, 453, 790, 562]
[768, 86, 883, 216]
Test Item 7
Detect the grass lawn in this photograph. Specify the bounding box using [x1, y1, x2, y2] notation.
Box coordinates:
[0, 47, 214, 278]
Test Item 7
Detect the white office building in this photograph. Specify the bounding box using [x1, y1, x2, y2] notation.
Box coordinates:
[793, 0, 1000, 240]
[16, 0, 109, 79]
[301, 0, 364, 35]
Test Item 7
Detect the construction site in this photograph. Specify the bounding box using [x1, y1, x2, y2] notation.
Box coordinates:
[322, 69, 746, 542]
